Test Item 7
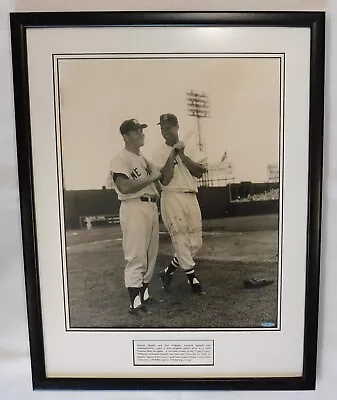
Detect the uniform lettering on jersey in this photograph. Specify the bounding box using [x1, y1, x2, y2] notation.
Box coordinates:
[131, 168, 141, 179]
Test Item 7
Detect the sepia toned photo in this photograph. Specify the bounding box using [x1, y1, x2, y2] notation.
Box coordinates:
[57, 54, 282, 330]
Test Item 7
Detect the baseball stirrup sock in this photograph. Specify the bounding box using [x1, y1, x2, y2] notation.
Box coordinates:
[140, 283, 149, 302]
[127, 287, 142, 309]
[185, 267, 200, 285]
[165, 256, 179, 274]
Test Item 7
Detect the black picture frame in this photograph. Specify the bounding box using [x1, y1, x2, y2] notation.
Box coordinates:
[10, 11, 325, 391]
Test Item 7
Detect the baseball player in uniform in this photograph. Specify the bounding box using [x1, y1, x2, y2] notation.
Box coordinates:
[109, 119, 162, 314]
[151, 113, 206, 295]
[85, 217, 92, 232]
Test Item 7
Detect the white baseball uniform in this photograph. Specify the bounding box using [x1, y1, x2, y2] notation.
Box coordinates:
[109, 149, 159, 289]
[152, 142, 206, 271]
[86, 218, 92, 232]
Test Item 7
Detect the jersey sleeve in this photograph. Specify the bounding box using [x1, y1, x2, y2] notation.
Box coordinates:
[109, 153, 130, 177]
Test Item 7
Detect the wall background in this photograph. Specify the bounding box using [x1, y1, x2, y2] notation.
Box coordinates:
[1, 1, 336, 399]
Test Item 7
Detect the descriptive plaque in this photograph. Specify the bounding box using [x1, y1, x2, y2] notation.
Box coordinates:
[133, 340, 214, 366]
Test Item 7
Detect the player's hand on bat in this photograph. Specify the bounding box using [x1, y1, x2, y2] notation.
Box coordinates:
[173, 141, 185, 154]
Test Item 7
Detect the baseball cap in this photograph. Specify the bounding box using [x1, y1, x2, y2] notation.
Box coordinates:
[119, 119, 148, 135]
[157, 113, 179, 126]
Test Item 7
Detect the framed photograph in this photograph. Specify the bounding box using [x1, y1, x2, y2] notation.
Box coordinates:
[10, 11, 325, 390]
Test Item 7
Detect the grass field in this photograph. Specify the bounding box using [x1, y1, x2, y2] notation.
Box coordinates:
[65, 214, 279, 330]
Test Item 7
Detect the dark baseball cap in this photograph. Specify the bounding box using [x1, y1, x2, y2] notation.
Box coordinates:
[120, 119, 148, 135]
[157, 113, 179, 126]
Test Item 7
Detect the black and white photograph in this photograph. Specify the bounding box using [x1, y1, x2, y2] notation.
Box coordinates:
[58, 55, 282, 330]
[9, 10, 324, 389]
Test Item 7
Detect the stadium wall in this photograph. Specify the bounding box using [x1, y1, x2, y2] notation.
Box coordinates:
[63, 182, 279, 230]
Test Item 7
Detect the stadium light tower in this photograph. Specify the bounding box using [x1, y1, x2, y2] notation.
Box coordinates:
[186, 90, 210, 186]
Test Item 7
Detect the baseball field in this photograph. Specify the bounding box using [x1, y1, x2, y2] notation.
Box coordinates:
[65, 214, 279, 330]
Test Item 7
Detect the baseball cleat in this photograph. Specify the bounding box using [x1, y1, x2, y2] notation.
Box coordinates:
[191, 282, 206, 295]
[188, 276, 206, 295]
[159, 270, 172, 292]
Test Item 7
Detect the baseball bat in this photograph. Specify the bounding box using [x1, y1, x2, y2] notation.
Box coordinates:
[181, 130, 194, 143]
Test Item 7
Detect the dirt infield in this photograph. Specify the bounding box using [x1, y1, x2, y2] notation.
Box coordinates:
[65, 215, 279, 329]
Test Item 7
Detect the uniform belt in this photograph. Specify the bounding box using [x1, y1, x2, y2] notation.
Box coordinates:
[183, 191, 195, 194]
[140, 196, 157, 203]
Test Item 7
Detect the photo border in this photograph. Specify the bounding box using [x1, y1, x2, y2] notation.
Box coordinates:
[53, 52, 284, 333]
